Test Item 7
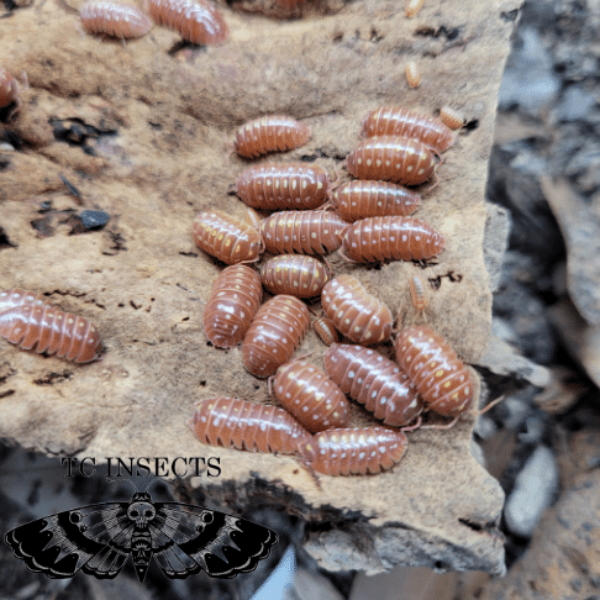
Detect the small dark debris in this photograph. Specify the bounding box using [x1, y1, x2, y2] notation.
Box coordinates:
[50, 117, 117, 149]
[60, 174, 82, 200]
[39, 200, 53, 212]
[414, 25, 461, 41]
[149, 121, 162, 130]
[0, 225, 16, 250]
[500, 9, 519, 22]
[80, 210, 110, 231]
[102, 230, 127, 255]
[0, 156, 10, 171]
[0, 128, 23, 150]
[464, 119, 480, 132]
[199, 380, 207, 387]
[31, 214, 56, 237]
[0, 389, 15, 399]
[33, 371, 73, 386]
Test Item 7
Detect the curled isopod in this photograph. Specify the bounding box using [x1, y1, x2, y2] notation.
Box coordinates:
[192, 209, 263, 265]
[405, 61, 421, 88]
[299, 427, 408, 475]
[405, 0, 424, 17]
[324, 343, 423, 427]
[361, 107, 455, 153]
[272, 359, 351, 433]
[203, 265, 263, 348]
[346, 136, 437, 186]
[329, 180, 421, 221]
[233, 116, 311, 159]
[190, 397, 311, 454]
[0, 289, 50, 314]
[395, 326, 474, 417]
[236, 163, 328, 211]
[0, 68, 22, 119]
[409, 273, 429, 316]
[321, 275, 392, 345]
[440, 106, 465, 129]
[242, 295, 310, 378]
[148, 0, 229, 45]
[261, 210, 346, 255]
[313, 314, 339, 346]
[341, 216, 445, 263]
[0, 299, 102, 364]
[80, 1, 153, 38]
[259, 255, 330, 299]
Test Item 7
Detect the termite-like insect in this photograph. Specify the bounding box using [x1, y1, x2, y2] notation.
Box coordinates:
[0, 68, 23, 120]
[233, 115, 311, 159]
[405, 0, 424, 17]
[189, 397, 311, 453]
[405, 61, 421, 88]
[80, 0, 153, 38]
[439, 106, 465, 129]
[361, 107, 455, 153]
[299, 427, 408, 475]
[261, 210, 346, 255]
[242, 295, 310, 378]
[320, 275, 393, 345]
[148, 0, 229, 45]
[341, 216, 445, 263]
[394, 326, 474, 418]
[409, 273, 429, 318]
[0, 299, 102, 364]
[236, 163, 328, 210]
[203, 265, 263, 348]
[346, 136, 437, 186]
[324, 344, 423, 427]
[272, 359, 351, 432]
[259, 255, 330, 299]
[313, 314, 339, 346]
[192, 209, 264, 265]
[329, 180, 421, 221]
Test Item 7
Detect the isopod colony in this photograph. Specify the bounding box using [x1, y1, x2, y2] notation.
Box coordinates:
[190, 104, 477, 483]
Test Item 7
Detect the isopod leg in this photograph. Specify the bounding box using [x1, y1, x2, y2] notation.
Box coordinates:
[419, 415, 459, 430]
[297, 454, 322, 490]
[400, 415, 422, 433]
[476, 395, 505, 416]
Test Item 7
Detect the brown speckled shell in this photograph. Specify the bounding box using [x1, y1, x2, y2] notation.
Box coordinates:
[203, 265, 263, 348]
[313, 315, 339, 346]
[395, 326, 474, 417]
[299, 427, 408, 475]
[341, 216, 445, 263]
[324, 343, 423, 427]
[242, 295, 310, 378]
[80, 1, 153, 38]
[273, 359, 351, 433]
[190, 397, 311, 453]
[320, 275, 392, 345]
[234, 115, 311, 158]
[260, 255, 330, 299]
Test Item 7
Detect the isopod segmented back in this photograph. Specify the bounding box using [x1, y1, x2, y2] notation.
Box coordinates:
[80, 1, 153, 39]
[259, 255, 330, 299]
[313, 314, 339, 346]
[0, 289, 50, 314]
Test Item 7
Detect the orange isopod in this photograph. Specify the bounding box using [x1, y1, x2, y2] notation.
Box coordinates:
[272, 359, 351, 433]
[203, 265, 263, 348]
[0, 289, 50, 314]
[259, 255, 330, 299]
[260, 210, 346, 255]
[80, 1, 153, 38]
[148, 0, 229, 45]
[320, 275, 392, 345]
[192, 209, 264, 265]
[395, 326, 474, 417]
[341, 216, 445, 263]
[313, 314, 339, 346]
[189, 397, 311, 454]
[233, 115, 311, 159]
[346, 136, 437, 186]
[324, 343, 423, 427]
[361, 107, 455, 153]
[409, 273, 429, 315]
[329, 180, 421, 221]
[236, 163, 328, 211]
[0, 68, 21, 119]
[298, 427, 408, 475]
[242, 295, 310, 378]
[0, 301, 102, 364]
[405, 0, 424, 17]
[440, 106, 465, 129]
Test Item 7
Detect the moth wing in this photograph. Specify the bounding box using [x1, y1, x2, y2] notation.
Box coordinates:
[4, 502, 134, 579]
[149, 503, 278, 579]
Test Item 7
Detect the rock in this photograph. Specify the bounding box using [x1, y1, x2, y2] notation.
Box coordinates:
[283, 566, 345, 600]
[80, 210, 110, 231]
[483, 203, 512, 293]
[504, 445, 559, 538]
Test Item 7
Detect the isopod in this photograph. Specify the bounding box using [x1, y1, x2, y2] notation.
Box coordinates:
[0, 68, 21, 119]
[440, 106, 465, 129]
[189, 397, 311, 454]
[409, 273, 429, 316]
[242, 295, 310, 378]
[341, 216, 445, 263]
[324, 344, 423, 426]
[233, 115, 311, 159]
[80, 0, 153, 39]
[0, 301, 102, 364]
[395, 326, 474, 417]
[320, 275, 392, 345]
[361, 107, 455, 153]
[272, 359, 351, 433]
[405, 61, 421, 88]
[313, 314, 339, 346]
[259, 255, 330, 299]
[236, 163, 328, 211]
[329, 180, 421, 221]
[203, 265, 263, 348]
[0, 289, 50, 314]
[346, 136, 437, 186]
[261, 210, 346, 255]
[148, 0, 229, 45]
[405, 0, 424, 17]
[192, 209, 264, 265]
[299, 427, 408, 475]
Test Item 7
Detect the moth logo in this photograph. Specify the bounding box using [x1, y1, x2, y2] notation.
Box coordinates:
[4, 480, 277, 582]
